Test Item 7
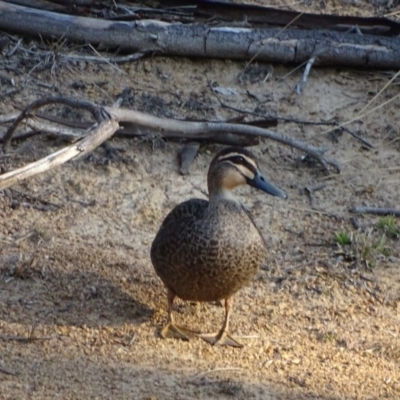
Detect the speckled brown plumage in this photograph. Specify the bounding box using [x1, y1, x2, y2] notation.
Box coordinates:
[151, 198, 266, 302]
[151, 147, 287, 347]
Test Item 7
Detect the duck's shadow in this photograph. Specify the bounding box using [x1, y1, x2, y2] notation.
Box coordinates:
[0, 266, 153, 328]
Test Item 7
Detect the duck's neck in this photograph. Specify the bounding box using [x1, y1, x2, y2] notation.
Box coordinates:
[208, 188, 239, 205]
[207, 166, 242, 205]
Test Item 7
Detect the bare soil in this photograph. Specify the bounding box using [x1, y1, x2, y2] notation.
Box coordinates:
[1, 2, 400, 399]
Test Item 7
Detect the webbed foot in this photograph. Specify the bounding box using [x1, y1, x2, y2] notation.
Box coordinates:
[161, 323, 200, 341]
[199, 331, 243, 348]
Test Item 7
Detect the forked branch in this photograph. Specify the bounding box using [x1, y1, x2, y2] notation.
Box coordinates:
[0, 96, 340, 190]
[0, 97, 119, 190]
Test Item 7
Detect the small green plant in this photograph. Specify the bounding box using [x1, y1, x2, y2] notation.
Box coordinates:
[334, 232, 352, 246]
[378, 216, 400, 239]
[335, 229, 391, 269]
[324, 331, 337, 342]
[356, 232, 391, 268]
[31, 225, 52, 244]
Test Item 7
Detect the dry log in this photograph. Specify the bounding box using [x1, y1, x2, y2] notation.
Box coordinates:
[0, 1, 399, 68]
[190, 0, 400, 36]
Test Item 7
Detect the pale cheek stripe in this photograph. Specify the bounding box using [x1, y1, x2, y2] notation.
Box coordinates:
[235, 164, 255, 180]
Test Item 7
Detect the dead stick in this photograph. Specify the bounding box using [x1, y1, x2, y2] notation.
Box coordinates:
[0, 106, 350, 158]
[108, 107, 340, 172]
[2, 96, 107, 152]
[350, 206, 400, 216]
[0, 365, 19, 376]
[0, 114, 258, 147]
[296, 56, 316, 94]
[341, 126, 373, 148]
[0, 119, 119, 190]
[304, 183, 326, 207]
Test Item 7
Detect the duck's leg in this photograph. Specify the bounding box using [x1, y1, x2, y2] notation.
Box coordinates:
[199, 297, 243, 348]
[161, 288, 200, 341]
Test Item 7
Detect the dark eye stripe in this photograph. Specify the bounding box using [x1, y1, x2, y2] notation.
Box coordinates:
[227, 156, 257, 174]
[223, 155, 257, 174]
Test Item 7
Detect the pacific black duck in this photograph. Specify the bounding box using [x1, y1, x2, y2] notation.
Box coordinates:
[151, 147, 287, 347]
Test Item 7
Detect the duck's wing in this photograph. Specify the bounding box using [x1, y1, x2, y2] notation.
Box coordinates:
[158, 198, 209, 229]
[241, 203, 267, 248]
[151, 198, 209, 271]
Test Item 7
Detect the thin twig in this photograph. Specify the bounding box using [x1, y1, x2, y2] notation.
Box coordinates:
[6, 188, 63, 211]
[207, 81, 371, 149]
[189, 367, 245, 381]
[15, 42, 147, 64]
[0, 130, 40, 143]
[0, 335, 51, 343]
[0, 323, 51, 343]
[320, 92, 400, 137]
[350, 206, 400, 216]
[358, 68, 400, 116]
[341, 126, 373, 148]
[304, 183, 326, 207]
[218, 101, 278, 126]
[296, 56, 316, 94]
[0, 365, 19, 376]
[6, 37, 23, 57]
[0, 112, 20, 124]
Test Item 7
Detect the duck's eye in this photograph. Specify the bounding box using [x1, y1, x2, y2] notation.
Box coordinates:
[235, 156, 245, 164]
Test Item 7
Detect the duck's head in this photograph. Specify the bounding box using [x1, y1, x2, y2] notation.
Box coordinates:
[207, 147, 287, 200]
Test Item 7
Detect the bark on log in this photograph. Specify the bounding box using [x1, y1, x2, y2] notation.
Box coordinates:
[0, 1, 399, 68]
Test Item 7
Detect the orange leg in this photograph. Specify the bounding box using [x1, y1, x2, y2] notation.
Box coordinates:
[199, 297, 243, 348]
[160, 288, 200, 341]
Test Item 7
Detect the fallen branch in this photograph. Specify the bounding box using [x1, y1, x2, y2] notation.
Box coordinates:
[108, 107, 341, 172]
[0, 97, 118, 190]
[0, 118, 118, 190]
[350, 206, 400, 216]
[0, 1, 399, 68]
[0, 95, 341, 190]
[0, 112, 260, 147]
[2, 96, 109, 151]
[1, 96, 341, 170]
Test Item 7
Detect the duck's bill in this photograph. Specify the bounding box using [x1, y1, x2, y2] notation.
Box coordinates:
[248, 172, 288, 199]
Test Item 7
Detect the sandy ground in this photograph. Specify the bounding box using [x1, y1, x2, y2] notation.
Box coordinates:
[1, 1, 400, 399]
